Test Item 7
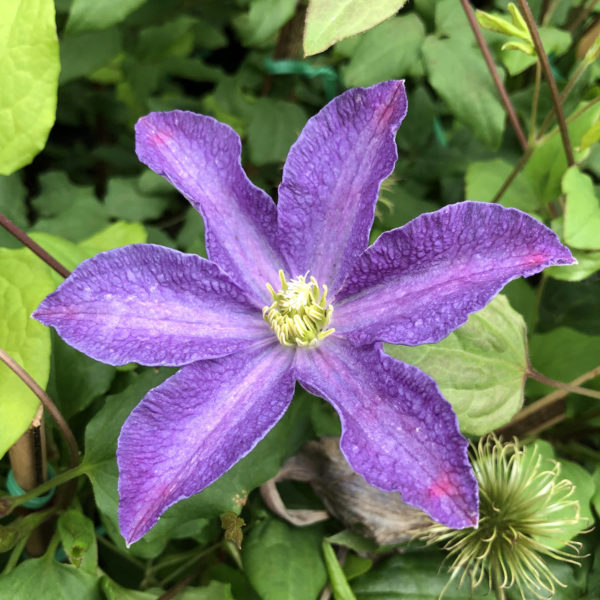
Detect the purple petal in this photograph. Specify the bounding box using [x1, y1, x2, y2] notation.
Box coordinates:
[277, 81, 407, 293]
[295, 338, 478, 529]
[118, 342, 295, 544]
[334, 202, 575, 346]
[34, 245, 270, 367]
[135, 111, 284, 304]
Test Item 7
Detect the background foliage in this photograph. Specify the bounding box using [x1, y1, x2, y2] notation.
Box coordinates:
[1, 0, 599, 598]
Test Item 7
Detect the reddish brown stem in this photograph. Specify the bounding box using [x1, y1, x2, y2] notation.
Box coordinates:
[0, 347, 79, 470]
[460, 0, 529, 152]
[517, 0, 575, 166]
[0, 213, 70, 279]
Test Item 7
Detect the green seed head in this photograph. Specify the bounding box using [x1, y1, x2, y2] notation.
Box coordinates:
[263, 270, 334, 347]
[418, 436, 585, 599]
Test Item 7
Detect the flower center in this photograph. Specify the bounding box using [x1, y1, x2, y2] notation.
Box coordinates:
[263, 270, 334, 347]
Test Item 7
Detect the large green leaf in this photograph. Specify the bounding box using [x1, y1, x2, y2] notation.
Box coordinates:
[101, 578, 234, 600]
[59, 28, 122, 85]
[247, 99, 308, 166]
[233, 0, 297, 47]
[563, 166, 600, 250]
[304, 0, 408, 56]
[67, 0, 148, 32]
[0, 249, 56, 457]
[528, 328, 600, 397]
[0, 557, 101, 600]
[386, 295, 528, 435]
[465, 158, 541, 213]
[243, 518, 327, 600]
[422, 36, 506, 149]
[0, 174, 28, 248]
[524, 101, 600, 206]
[0, 0, 60, 175]
[104, 178, 170, 222]
[351, 553, 495, 599]
[340, 15, 425, 88]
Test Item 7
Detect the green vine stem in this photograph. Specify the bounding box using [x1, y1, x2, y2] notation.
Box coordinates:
[517, 0, 575, 166]
[529, 61, 542, 141]
[0, 213, 70, 279]
[460, 0, 529, 151]
[1, 463, 89, 516]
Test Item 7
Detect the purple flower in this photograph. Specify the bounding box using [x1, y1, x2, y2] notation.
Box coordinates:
[34, 81, 574, 545]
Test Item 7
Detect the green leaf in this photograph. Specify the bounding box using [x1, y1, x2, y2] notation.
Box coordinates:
[563, 166, 600, 250]
[465, 158, 541, 213]
[351, 552, 496, 599]
[100, 579, 234, 600]
[546, 248, 600, 282]
[386, 295, 528, 435]
[502, 26, 571, 75]
[325, 530, 377, 554]
[28, 222, 147, 275]
[528, 328, 600, 397]
[67, 0, 149, 32]
[580, 119, 600, 152]
[340, 15, 425, 88]
[0, 557, 101, 599]
[247, 99, 308, 166]
[80, 222, 147, 255]
[435, 0, 471, 39]
[233, 0, 297, 47]
[31, 172, 109, 242]
[524, 100, 600, 206]
[57, 509, 98, 574]
[304, 0, 408, 56]
[0, 249, 57, 457]
[47, 331, 115, 420]
[0, 0, 60, 175]
[0, 174, 28, 248]
[538, 278, 600, 336]
[104, 178, 170, 221]
[422, 36, 506, 149]
[323, 541, 357, 600]
[243, 518, 327, 600]
[59, 28, 122, 85]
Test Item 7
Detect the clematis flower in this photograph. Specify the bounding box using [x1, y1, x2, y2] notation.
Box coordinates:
[34, 81, 574, 545]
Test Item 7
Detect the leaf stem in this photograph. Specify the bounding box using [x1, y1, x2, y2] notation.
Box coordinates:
[517, 0, 575, 165]
[529, 61, 542, 142]
[527, 367, 600, 400]
[491, 148, 534, 204]
[460, 0, 528, 151]
[0, 213, 70, 279]
[1, 536, 28, 576]
[97, 534, 147, 571]
[497, 364, 600, 437]
[158, 541, 222, 587]
[2, 464, 90, 515]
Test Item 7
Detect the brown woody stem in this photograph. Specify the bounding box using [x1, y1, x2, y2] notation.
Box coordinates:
[0, 213, 70, 279]
[0, 347, 79, 470]
[460, 0, 529, 152]
[517, 0, 575, 165]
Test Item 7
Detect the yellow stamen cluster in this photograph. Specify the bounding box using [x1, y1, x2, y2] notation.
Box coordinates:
[263, 270, 334, 347]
